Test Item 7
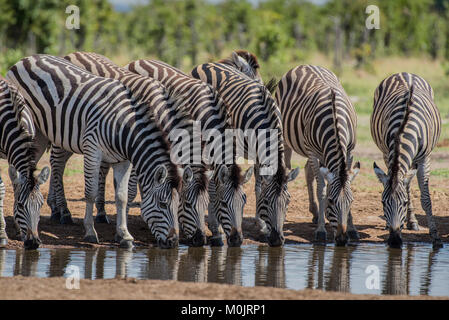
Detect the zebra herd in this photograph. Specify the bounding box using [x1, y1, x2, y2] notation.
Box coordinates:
[0, 50, 443, 250]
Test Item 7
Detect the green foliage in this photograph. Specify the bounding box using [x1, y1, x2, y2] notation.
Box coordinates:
[0, 48, 24, 75]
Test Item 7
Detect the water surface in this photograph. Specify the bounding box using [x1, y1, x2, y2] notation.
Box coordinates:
[1, 243, 448, 296]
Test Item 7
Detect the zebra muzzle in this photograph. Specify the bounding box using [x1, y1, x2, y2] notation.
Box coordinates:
[189, 229, 206, 247]
[158, 228, 179, 249]
[335, 224, 348, 246]
[267, 229, 284, 247]
[227, 227, 243, 247]
[387, 229, 403, 249]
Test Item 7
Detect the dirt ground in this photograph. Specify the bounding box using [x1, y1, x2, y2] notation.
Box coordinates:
[0, 143, 448, 299]
[0, 276, 446, 300]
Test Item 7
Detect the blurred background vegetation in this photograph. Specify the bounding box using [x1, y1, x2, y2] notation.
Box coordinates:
[0, 0, 448, 145]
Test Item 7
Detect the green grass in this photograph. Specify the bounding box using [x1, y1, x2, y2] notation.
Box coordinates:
[430, 168, 449, 178]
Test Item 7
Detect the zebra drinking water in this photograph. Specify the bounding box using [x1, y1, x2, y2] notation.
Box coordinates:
[0, 77, 49, 249]
[191, 60, 299, 247]
[125, 58, 253, 247]
[371, 72, 442, 249]
[7, 54, 180, 249]
[54, 51, 209, 247]
[275, 65, 360, 245]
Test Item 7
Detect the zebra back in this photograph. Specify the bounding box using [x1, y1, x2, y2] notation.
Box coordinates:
[277, 65, 356, 173]
[371, 72, 441, 180]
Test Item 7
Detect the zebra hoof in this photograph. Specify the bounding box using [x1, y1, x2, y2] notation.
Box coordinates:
[433, 238, 443, 250]
[119, 239, 134, 249]
[84, 235, 99, 244]
[95, 214, 110, 224]
[407, 222, 419, 231]
[314, 230, 327, 243]
[50, 213, 61, 222]
[347, 230, 360, 241]
[209, 237, 224, 247]
[0, 238, 7, 247]
[60, 215, 74, 225]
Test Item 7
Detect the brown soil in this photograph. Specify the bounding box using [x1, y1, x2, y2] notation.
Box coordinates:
[1, 146, 448, 299]
[0, 276, 446, 300]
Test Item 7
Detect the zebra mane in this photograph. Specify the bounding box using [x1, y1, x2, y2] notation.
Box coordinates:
[264, 78, 278, 95]
[218, 50, 261, 81]
[234, 50, 260, 70]
[0, 78, 37, 187]
[330, 89, 348, 185]
[390, 84, 414, 189]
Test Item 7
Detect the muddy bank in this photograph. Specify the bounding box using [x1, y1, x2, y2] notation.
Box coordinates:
[0, 276, 446, 300]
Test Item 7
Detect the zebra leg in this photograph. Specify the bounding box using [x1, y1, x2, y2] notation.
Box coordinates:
[0, 178, 7, 247]
[313, 158, 327, 242]
[417, 159, 442, 249]
[254, 165, 268, 234]
[347, 210, 360, 241]
[48, 146, 74, 224]
[95, 162, 110, 224]
[111, 161, 134, 248]
[82, 149, 102, 244]
[207, 180, 224, 247]
[406, 179, 419, 231]
[127, 168, 139, 206]
[284, 143, 293, 170]
[305, 159, 319, 224]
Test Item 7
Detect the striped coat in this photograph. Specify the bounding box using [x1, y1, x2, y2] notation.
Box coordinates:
[276, 65, 360, 245]
[371, 72, 442, 248]
[191, 61, 299, 247]
[125, 58, 254, 247]
[6, 54, 181, 249]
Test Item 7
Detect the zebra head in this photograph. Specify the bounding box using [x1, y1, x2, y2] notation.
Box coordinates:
[256, 166, 300, 247]
[374, 162, 417, 248]
[210, 164, 253, 247]
[178, 165, 209, 247]
[8, 165, 50, 250]
[320, 161, 360, 246]
[141, 164, 180, 249]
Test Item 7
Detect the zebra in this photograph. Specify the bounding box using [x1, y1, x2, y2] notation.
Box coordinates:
[7, 54, 181, 249]
[49, 51, 208, 247]
[125, 59, 254, 247]
[371, 72, 442, 249]
[191, 61, 300, 247]
[274, 65, 360, 246]
[0, 77, 49, 249]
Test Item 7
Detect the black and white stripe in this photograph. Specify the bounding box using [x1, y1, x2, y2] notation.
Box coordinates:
[371, 72, 442, 248]
[0, 77, 49, 249]
[276, 65, 360, 245]
[49, 52, 208, 247]
[6, 54, 181, 249]
[191, 60, 299, 247]
[125, 59, 254, 247]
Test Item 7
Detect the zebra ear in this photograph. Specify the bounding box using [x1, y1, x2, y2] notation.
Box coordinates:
[243, 166, 254, 184]
[287, 167, 300, 183]
[319, 167, 334, 182]
[349, 161, 360, 182]
[373, 162, 388, 185]
[218, 165, 229, 184]
[36, 166, 50, 185]
[155, 165, 168, 185]
[182, 165, 194, 184]
[8, 165, 20, 185]
[403, 169, 417, 186]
